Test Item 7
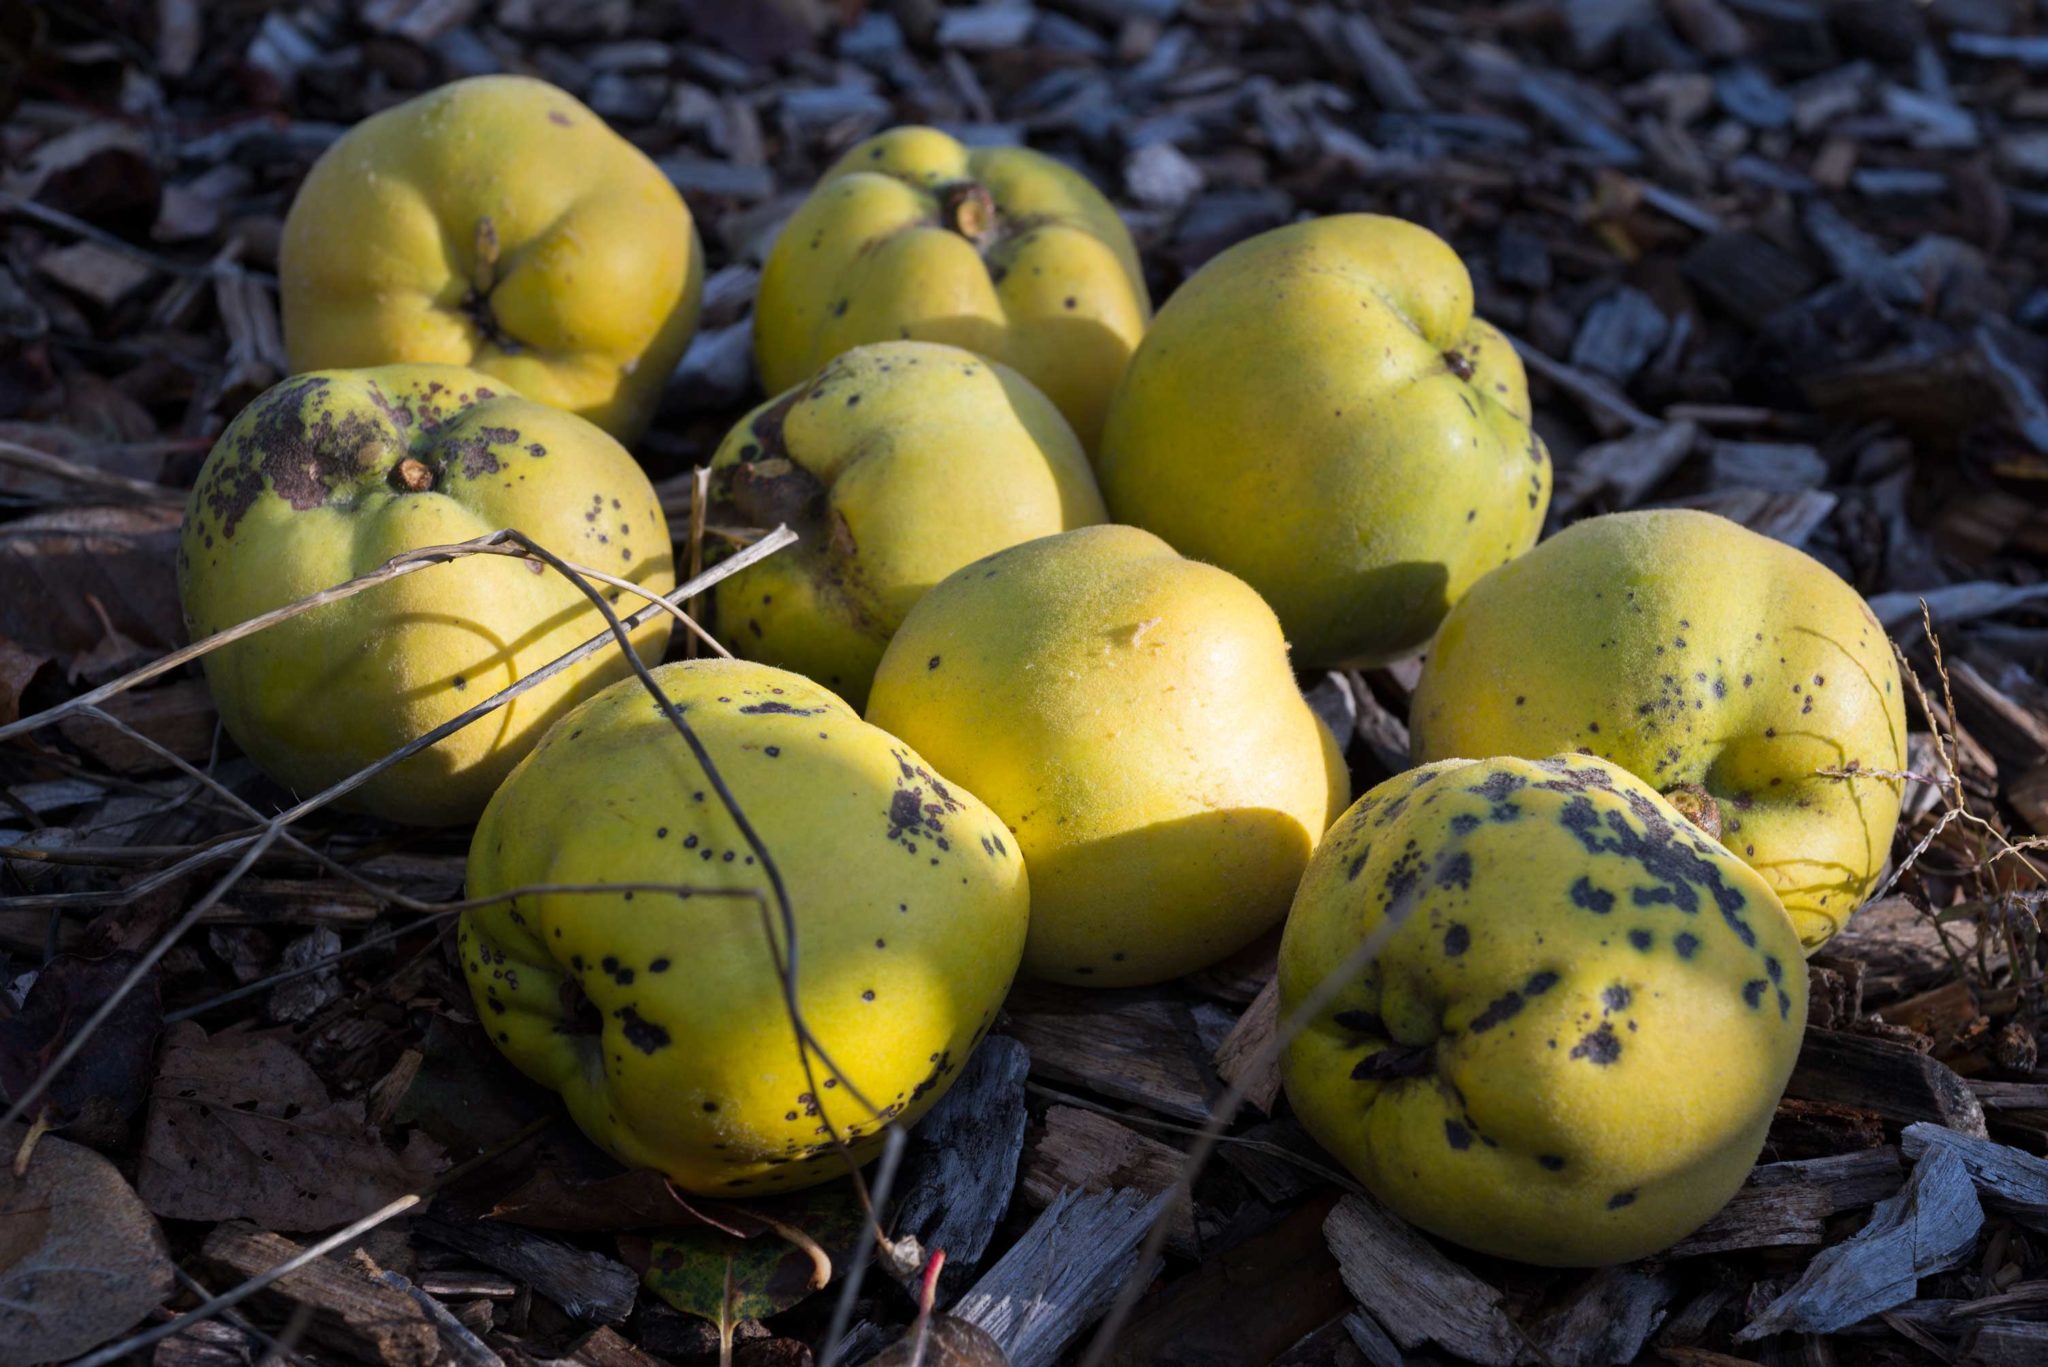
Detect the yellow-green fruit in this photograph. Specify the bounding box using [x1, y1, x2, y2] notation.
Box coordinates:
[1280, 753, 1807, 1267]
[1096, 214, 1550, 667]
[866, 526, 1348, 987]
[178, 365, 673, 825]
[1412, 510, 1906, 949]
[281, 75, 704, 443]
[755, 125, 1150, 450]
[459, 659, 1028, 1194]
[711, 341, 1106, 709]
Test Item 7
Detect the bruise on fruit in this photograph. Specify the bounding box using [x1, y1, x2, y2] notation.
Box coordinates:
[196, 375, 378, 536]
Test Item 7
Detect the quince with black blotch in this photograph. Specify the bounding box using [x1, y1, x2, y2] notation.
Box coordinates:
[460, 659, 1029, 1195]
[1279, 753, 1807, 1267]
[1412, 509, 1907, 948]
[710, 340, 1106, 709]
[755, 126, 1149, 449]
[178, 364, 672, 825]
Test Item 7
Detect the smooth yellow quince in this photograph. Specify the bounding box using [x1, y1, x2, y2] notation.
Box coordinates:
[867, 525, 1347, 986]
[711, 340, 1105, 708]
[755, 125, 1149, 449]
[1097, 214, 1550, 666]
[1412, 509, 1907, 947]
[281, 75, 704, 443]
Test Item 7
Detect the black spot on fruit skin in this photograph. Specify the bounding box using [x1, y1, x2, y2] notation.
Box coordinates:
[1444, 924, 1471, 956]
[1435, 852, 1474, 890]
[1608, 1191, 1637, 1210]
[615, 1005, 671, 1054]
[738, 700, 825, 716]
[1333, 1009, 1387, 1036]
[1557, 792, 1757, 947]
[1674, 932, 1700, 959]
[1570, 1022, 1622, 1065]
[1603, 984, 1633, 1012]
[1445, 1120, 1473, 1150]
[1569, 876, 1615, 914]
[1743, 979, 1767, 1009]
[1538, 1154, 1566, 1171]
[1469, 987, 1527, 1033]
[1352, 1044, 1434, 1080]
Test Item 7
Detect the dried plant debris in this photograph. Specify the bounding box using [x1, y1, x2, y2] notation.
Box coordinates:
[1, 1, 2048, 1364]
[0, 1124, 175, 1367]
[138, 1020, 446, 1229]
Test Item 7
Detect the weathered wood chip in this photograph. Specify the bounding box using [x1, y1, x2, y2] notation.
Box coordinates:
[952, 1186, 1171, 1367]
[1737, 1144, 1982, 1340]
[1322, 1193, 1524, 1367]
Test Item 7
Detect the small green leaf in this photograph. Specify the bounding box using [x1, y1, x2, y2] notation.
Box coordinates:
[640, 1183, 868, 1322]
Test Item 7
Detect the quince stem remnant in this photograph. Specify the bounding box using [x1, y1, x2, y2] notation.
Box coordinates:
[942, 182, 996, 245]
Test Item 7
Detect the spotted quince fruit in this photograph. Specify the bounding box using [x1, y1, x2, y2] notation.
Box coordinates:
[1280, 753, 1807, 1266]
[711, 340, 1106, 708]
[866, 526, 1348, 986]
[459, 659, 1028, 1195]
[1096, 214, 1550, 667]
[754, 126, 1150, 450]
[178, 365, 673, 825]
[1412, 509, 1907, 948]
[281, 75, 704, 444]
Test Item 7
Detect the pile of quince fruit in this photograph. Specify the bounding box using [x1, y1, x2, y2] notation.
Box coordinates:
[178, 76, 1909, 1268]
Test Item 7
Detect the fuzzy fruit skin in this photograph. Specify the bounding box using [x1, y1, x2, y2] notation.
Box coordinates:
[1095, 214, 1550, 667]
[459, 659, 1028, 1195]
[281, 75, 704, 444]
[1411, 510, 1906, 949]
[1280, 753, 1807, 1267]
[177, 365, 672, 825]
[754, 126, 1150, 450]
[866, 526, 1348, 987]
[711, 341, 1107, 709]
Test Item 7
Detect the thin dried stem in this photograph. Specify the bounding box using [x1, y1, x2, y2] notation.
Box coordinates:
[0, 436, 188, 504]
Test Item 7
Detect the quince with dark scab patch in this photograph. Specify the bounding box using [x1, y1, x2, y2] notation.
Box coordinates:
[177, 364, 672, 825]
[754, 125, 1150, 450]
[710, 340, 1106, 709]
[1279, 753, 1807, 1267]
[1412, 509, 1907, 948]
[1095, 214, 1550, 667]
[459, 659, 1029, 1195]
[281, 74, 704, 444]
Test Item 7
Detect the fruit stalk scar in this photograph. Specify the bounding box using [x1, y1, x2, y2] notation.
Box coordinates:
[1661, 783, 1723, 840]
[392, 457, 435, 493]
[472, 216, 500, 295]
[942, 182, 996, 244]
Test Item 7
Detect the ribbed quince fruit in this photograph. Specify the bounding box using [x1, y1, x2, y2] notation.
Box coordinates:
[866, 526, 1347, 987]
[711, 340, 1106, 708]
[178, 364, 673, 825]
[459, 659, 1028, 1194]
[754, 126, 1150, 449]
[281, 75, 704, 444]
[1096, 214, 1550, 666]
[1280, 753, 1807, 1266]
[1412, 510, 1906, 948]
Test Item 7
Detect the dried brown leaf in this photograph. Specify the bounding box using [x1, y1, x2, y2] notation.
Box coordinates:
[0, 951, 161, 1150]
[0, 504, 182, 678]
[138, 1020, 445, 1231]
[0, 1125, 174, 1367]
